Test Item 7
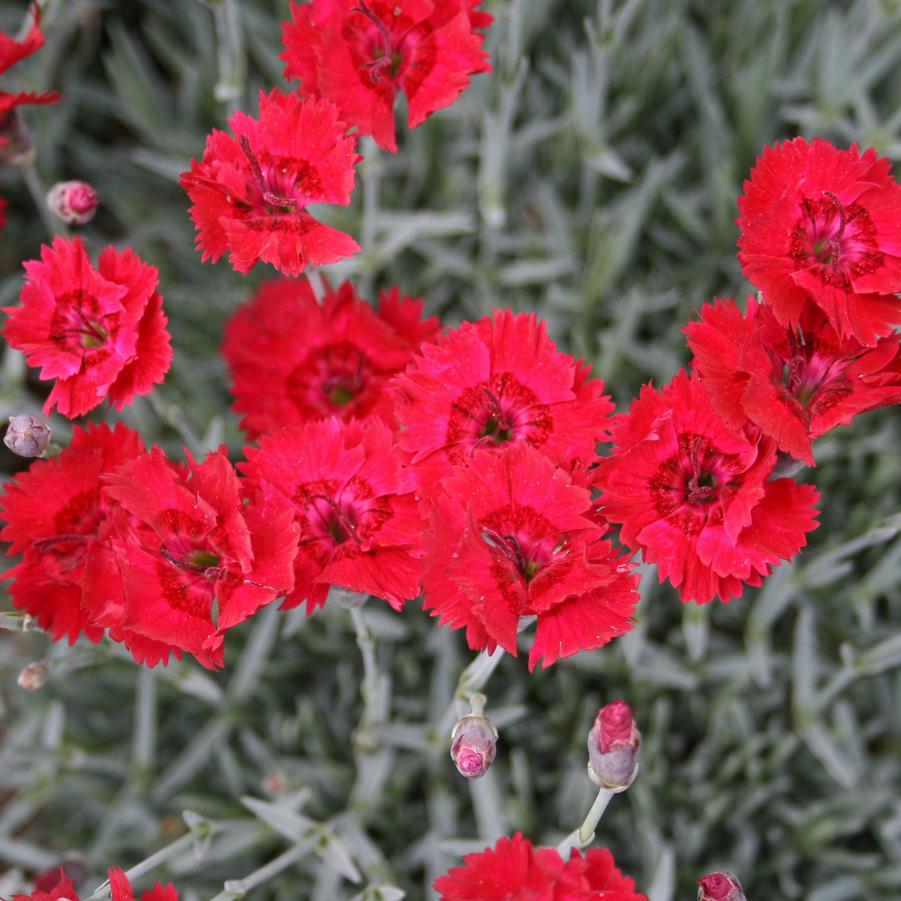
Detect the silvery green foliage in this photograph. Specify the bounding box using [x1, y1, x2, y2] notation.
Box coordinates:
[1, 1, 900, 899]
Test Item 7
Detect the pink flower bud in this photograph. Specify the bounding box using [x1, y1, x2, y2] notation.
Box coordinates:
[697, 872, 746, 901]
[586, 699, 640, 791]
[450, 713, 498, 779]
[262, 770, 289, 796]
[17, 661, 48, 692]
[4, 414, 52, 458]
[46, 180, 99, 225]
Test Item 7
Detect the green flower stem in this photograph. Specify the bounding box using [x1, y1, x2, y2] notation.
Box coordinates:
[349, 604, 382, 741]
[83, 832, 197, 900]
[212, 0, 245, 115]
[556, 786, 615, 857]
[210, 843, 309, 900]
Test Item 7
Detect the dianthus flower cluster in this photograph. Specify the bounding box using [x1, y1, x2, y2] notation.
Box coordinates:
[1, 422, 298, 669]
[594, 138, 901, 604]
[228, 292, 639, 668]
[1, 3, 899, 897]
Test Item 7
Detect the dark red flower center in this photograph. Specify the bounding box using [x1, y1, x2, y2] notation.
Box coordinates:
[285, 342, 382, 420]
[770, 327, 853, 418]
[238, 136, 322, 215]
[49, 290, 117, 357]
[480, 505, 569, 603]
[651, 434, 742, 533]
[32, 489, 105, 582]
[296, 477, 390, 553]
[446, 373, 552, 462]
[155, 510, 237, 618]
[348, 2, 418, 85]
[790, 193, 883, 287]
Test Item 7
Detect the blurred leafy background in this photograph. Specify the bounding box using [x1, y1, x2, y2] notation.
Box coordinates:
[1, 0, 900, 898]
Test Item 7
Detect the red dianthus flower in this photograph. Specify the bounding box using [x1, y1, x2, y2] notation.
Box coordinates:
[737, 138, 901, 346]
[223, 277, 439, 438]
[391, 310, 614, 489]
[685, 297, 901, 465]
[594, 371, 820, 604]
[433, 832, 648, 901]
[240, 417, 423, 612]
[423, 444, 638, 670]
[180, 89, 360, 277]
[0, 3, 61, 121]
[281, 0, 492, 152]
[7, 867, 177, 901]
[82, 447, 298, 669]
[1, 422, 145, 644]
[2, 237, 172, 418]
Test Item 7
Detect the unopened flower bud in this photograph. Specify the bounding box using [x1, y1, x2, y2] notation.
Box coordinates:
[262, 770, 289, 796]
[47, 180, 99, 225]
[697, 872, 746, 901]
[4, 414, 52, 458]
[586, 699, 640, 792]
[17, 661, 48, 692]
[450, 713, 498, 779]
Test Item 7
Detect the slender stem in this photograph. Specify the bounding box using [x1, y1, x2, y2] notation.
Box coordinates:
[213, 0, 245, 115]
[306, 268, 327, 303]
[83, 832, 196, 900]
[437, 616, 537, 737]
[209, 843, 308, 900]
[0, 611, 35, 632]
[22, 163, 65, 237]
[556, 787, 615, 857]
[132, 668, 157, 773]
[349, 604, 382, 742]
[359, 135, 381, 296]
[143, 392, 204, 457]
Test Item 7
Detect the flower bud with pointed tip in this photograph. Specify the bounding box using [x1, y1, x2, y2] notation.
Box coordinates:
[4, 414, 52, 458]
[586, 699, 640, 792]
[698, 872, 746, 901]
[450, 713, 498, 779]
[17, 661, 48, 692]
[47, 180, 99, 225]
[0, 110, 35, 167]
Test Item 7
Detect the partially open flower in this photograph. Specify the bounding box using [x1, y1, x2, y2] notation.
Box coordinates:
[698, 872, 746, 901]
[4, 414, 51, 458]
[450, 713, 498, 779]
[587, 699, 640, 791]
[47, 181, 99, 225]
